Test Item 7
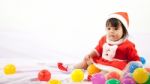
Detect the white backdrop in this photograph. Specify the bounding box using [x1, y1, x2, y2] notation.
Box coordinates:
[0, 0, 150, 64]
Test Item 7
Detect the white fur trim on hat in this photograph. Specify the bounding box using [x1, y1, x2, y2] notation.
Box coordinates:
[107, 13, 129, 30]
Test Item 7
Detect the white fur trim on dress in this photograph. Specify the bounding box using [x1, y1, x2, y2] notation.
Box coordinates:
[106, 35, 126, 45]
[102, 43, 118, 61]
[94, 63, 123, 75]
[107, 14, 128, 29]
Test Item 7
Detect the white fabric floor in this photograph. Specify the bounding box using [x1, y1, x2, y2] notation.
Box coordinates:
[0, 58, 150, 84]
[0, 58, 91, 84]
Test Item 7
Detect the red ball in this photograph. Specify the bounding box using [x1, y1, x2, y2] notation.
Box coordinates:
[107, 71, 120, 80]
[87, 74, 92, 81]
[38, 69, 51, 81]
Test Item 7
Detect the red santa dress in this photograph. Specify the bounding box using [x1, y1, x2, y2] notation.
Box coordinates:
[93, 35, 140, 72]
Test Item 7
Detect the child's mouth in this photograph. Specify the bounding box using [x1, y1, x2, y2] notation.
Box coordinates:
[109, 35, 115, 38]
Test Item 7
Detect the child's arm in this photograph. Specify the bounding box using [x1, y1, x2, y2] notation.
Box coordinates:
[84, 49, 100, 64]
[127, 43, 140, 62]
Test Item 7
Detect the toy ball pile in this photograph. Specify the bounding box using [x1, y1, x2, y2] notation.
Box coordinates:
[90, 68, 150, 84]
[86, 61, 150, 84]
[2, 57, 150, 84]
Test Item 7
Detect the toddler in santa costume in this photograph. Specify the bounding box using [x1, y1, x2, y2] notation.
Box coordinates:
[58, 12, 142, 74]
[73, 12, 142, 73]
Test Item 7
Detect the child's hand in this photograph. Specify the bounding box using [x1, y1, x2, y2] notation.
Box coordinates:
[84, 55, 91, 61]
[84, 55, 93, 65]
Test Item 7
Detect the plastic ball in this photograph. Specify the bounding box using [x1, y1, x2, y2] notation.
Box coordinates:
[129, 62, 143, 73]
[106, 71, 120, 80]
[4, 64, 16, 75]
[121, 77, 136, 84]
[145, 68, 150, 73]
[106, 79, 120, 84]
[91, 73, 106, 84]
[87, 64, 101, 75]
[132, 68, 149, 83]
[71, 69, 84, 82]
[145, 75, 150, 84]
[48, 79, 62, 84]
[87, 74, 92, 81]
[140, 56, 146, 64]
[123, 72, 132, 78]
[38, 69, 51, 81]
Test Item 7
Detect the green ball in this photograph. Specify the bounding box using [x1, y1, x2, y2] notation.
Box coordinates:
[106, 79, 120, 84]
[145, 75, 150, 84]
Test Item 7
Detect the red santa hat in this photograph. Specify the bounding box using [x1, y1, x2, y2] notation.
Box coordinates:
[107, 12, 129, 29]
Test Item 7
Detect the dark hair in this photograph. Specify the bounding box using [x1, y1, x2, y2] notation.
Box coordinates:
[106, 18, 128, 39]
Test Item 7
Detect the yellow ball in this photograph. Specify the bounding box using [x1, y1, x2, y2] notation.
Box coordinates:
[71, 69, 84, 82]
[87, 64, 101, 75]
[4, 64, 16, 75]
[48, 79, 62, 84]
[133, 68, 149, 83]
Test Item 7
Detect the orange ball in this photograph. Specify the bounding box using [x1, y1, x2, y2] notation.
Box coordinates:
[87, 64, 101, 75]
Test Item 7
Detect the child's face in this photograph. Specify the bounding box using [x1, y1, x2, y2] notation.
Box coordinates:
[106, 22, 123, 41]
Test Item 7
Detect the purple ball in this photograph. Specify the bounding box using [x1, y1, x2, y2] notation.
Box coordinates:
[121, 77, 136, 84]
[91, 73, 106, 84]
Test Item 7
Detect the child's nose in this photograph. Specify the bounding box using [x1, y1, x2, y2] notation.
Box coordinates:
[109, 29, 114, 33]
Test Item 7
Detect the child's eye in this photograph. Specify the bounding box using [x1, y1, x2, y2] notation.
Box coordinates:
[114, 28, 118, 30]
[107, 28, 110, 30]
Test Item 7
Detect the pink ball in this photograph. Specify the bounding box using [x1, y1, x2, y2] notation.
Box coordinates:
[91, 73, 106, 84]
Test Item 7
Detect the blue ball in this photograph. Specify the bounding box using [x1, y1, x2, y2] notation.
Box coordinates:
[140, 57, 146, 64]
[129, 62, 143, 73]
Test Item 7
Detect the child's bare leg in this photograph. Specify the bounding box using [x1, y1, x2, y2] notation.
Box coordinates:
[74, 57, 92, 70]
[74, 61, 88, 70]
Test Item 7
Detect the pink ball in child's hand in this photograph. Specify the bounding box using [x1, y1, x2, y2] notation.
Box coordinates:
[38, 69, 51, 81]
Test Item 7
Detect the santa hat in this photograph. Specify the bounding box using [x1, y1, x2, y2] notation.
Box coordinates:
[107, 12, 129, 29]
